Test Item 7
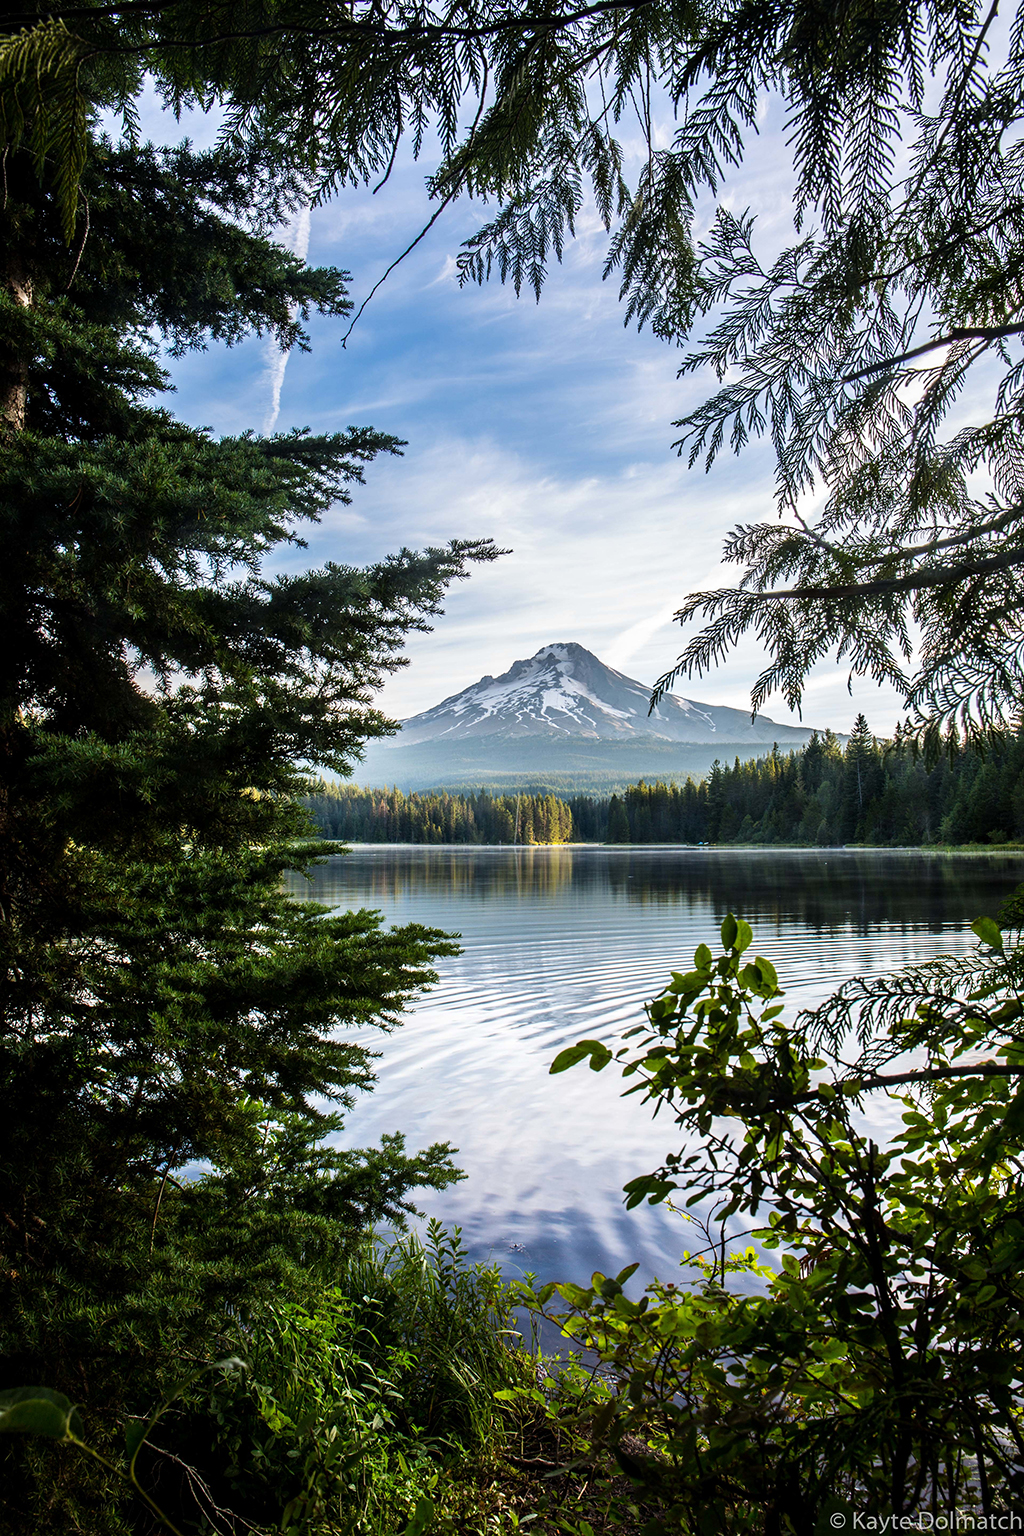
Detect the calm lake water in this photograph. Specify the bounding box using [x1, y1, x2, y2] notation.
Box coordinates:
[291, 846, 1024, 1288]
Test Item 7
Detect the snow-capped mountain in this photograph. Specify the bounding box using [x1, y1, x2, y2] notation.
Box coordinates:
[353, 643, 835, 791]
[388, 642, 816, 747]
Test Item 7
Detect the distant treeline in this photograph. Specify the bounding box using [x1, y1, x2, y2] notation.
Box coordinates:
[601, 720, 1024, 846]
[304, 784, 576, 844]
[304, 718, 1024, 846]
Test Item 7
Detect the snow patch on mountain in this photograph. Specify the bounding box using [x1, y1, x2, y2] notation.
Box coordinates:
[387, 642, 824, 748]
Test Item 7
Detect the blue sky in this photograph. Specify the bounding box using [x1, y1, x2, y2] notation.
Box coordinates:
[146, 84, 912, 739]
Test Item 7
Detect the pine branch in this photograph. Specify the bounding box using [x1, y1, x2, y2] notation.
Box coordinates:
[720, 544, 1024, 604]
[74, 0, 660, 57]
[842, 324, 1024, 382]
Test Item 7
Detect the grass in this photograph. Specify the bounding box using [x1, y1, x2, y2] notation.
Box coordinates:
[1, 1220, 667, 1534]
[162, 1220, 657, 1535]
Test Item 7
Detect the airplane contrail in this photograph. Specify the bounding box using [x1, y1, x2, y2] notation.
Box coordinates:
[262, 205, 312, 435]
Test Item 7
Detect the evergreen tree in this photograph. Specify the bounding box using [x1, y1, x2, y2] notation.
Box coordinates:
[840, 714, 874, 841]
[0, 130, 496, 1528]
[606, 795, 630, 842]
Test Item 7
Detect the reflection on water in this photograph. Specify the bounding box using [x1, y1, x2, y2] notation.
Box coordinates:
[293, 845, 1023, 932]
[287, 846, 1024, 1288]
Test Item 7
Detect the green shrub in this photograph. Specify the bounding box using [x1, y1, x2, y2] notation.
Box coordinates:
[195, 1221, 530, 1534]
[1, 1221, 538, 1535]
[525, 905, 1024, 1532]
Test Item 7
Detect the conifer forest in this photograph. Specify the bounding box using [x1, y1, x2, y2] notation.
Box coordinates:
[307, 724, 1024, 848]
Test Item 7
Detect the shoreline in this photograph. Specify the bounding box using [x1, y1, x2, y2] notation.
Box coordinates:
[314, 839, 1024, 854]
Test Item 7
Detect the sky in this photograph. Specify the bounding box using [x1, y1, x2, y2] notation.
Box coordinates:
[142, 83, 914, 738]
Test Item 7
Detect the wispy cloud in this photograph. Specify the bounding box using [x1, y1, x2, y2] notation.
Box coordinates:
[261, 205, 312, 435]
[163, 107, 909, 738]
[604, 602, 681, 673]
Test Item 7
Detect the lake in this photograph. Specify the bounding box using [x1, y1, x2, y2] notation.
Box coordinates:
[291, 845, 1024, 1288]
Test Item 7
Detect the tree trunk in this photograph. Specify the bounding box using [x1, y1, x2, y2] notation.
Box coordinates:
[1, 251, 32, 432]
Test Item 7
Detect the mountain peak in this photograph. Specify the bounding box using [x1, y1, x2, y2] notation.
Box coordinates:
[533, 641, 583, 657]
[388, 642, 823, 748]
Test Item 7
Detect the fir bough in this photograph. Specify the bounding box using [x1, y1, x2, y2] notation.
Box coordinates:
[0, 110, 496, 1532]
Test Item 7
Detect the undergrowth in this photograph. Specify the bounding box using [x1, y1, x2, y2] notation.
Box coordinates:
[2, 1219, 656, 1534]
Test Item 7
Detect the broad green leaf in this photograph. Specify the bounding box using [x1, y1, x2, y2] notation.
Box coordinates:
[694, 943, 713, 969]
[623, 1174, 677, 1208]
[669, 971, 705, 994]
[555, 1281, 595, 1308]
[754, 956, 778, 989]
[734, 919, 753, 954]
[403, 1495, 435, 1536]
[125, 1420, 148, 1459]
[0, 1387, 84, 1441]
[720, 914, 738, 950]
[972, 916, 1004, 950]
[495, 1386, 544, 1404]
[549, 1039, 612, 1074]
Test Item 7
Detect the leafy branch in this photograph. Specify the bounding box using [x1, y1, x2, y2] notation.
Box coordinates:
[0, 1360, 247, 1536]
[528, 907, 1024, 1524]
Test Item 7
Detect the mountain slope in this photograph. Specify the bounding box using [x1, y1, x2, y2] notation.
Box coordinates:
[394, 643, 819, 745]
[354, 644, 836, 791]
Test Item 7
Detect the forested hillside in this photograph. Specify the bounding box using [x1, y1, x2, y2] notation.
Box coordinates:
[604, 719, 1024, 846]
[311, 719, 1024, 846]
